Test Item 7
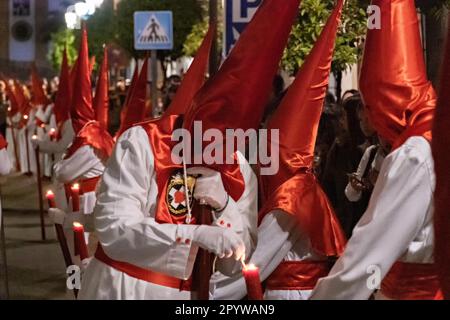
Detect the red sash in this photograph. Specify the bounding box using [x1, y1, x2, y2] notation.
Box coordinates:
[94, 244, 192, 291]
[0, 134, 7, 150]
[381, 261, 441, 300]
[63, 176, 101, 203]
[266, 261, 330, 291]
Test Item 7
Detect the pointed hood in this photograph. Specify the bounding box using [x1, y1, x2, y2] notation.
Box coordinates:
[93, 45, 110, 130]
[260, 0, 346, 257]
[30, 63, 50, 107]
[1, 75, 20, 116]
[432, 15, 450, 300]
[360, 0, 436, 148]
[54, 47, 72, 125]
[115, 57, 148, 138]
[183, 0, 300, 139]
[70, 25, 95, 134]
[14, 80, 31, 116]
[164, 23, 215, 116]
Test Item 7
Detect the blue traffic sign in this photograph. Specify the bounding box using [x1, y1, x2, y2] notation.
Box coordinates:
[134, 11, 173, 50]
[224, 0, 262, 55]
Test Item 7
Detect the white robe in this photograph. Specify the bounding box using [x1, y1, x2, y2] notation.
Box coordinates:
[78, 126, 258, 300]
[210, 210, 325, 300]
[35, 104, 55, 177]
[0, 147, 12, 227]
[5, 113, 21, 171]
[18, 111, 37, 174]
[310, 136, 435, 300]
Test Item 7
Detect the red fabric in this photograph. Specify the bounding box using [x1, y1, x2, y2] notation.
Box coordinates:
[260, 1, 346, 257]
[65, 121, 114, 160]
[95, 244, 192, 291]
[432, 15, 450, 300]
[140, 115, 244, 224]
[30, 63, 50, 107]
[116, 57, 148, 138]
[164, 24, 215, 116]
[71, 25, 95, 135]
[14, 80, 31, 116]
[121, 61, 139, 121]
[78, 176, 100, 194]
[360, 0, 436, 149]
[182, 0, 299, 201]
[0, 134, 7, 150]
[260, 173, 346, 257]
[381, 262, 441, 300]
[266, 261, 330, 290]
[54, 47, 72, 126]
[93, 46, 110, 130]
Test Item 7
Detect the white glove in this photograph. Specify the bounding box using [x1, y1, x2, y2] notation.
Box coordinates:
[48, 208, 85, 229]
[193, 225, 245, 261]
[187, 167, 228, 211]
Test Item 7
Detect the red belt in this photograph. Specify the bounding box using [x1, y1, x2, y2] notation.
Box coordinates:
[266, 260, 330, 291]
[381, 261, 441, 300]
[95, 244, 192, 292]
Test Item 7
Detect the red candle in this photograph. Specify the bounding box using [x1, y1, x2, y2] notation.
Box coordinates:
[73, 222, 89, 261]
[71, 183, 80, 212]
[46, 190, 56, 208]
[49, 128, 57, 141]
[243, 263, 264, 300]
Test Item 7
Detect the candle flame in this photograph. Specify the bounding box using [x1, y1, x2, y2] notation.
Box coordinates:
[32, 135, 38, 140]
[23, 115, 28, 120]
[71, 183, 80, 190]
[73, 222, 83, 228]
[46, 190, 54, 197]
[40, 124, 45, 128]
[49, 128, 56, 134]
[242, 262, 258, 271]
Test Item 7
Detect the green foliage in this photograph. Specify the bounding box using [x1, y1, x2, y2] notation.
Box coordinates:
[47, 28, 77, 71]
[183, 19, 209, 57]
[115, 0, 204, 59]
[282, 0, 368, 75]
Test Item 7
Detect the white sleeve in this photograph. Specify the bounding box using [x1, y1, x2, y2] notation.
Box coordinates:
[310, 140, 434, 300]
[210, 210, 298, 300]
[344, 146, 373, 202]
[94, 126, 199, 280]
[54, 145, 102, 183]
[0, 149, 12, 175]
[37, 120, 74, 154]
[213, 152, 259, 275]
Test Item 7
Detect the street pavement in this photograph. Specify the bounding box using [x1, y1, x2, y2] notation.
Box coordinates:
[0, 173, 73, 300]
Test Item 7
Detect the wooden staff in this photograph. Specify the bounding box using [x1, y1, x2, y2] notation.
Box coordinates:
[32, 136, 46, 240]
[8, 117, 21, 172]
[193, 205, 213, 300]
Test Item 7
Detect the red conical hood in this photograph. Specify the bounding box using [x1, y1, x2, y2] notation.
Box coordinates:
[93, 45, 110, 130]
[183, 0, 300, 143]
[164, 23, 215, 116]
[432, 14, 450, 300]
[115, 57, 148, 138]
[260, 0, 346, 257]
[70, 25, 95, 134]
[30, 63, 50, 107]
[14, 80, 31, 116]
[360, 0, 436, 148]
[1, 75, 20, 116]
[54, 47, 72, 125]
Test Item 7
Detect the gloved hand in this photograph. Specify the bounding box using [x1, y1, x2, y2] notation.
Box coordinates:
[193, 225, 245, 261]
[187, 167, 228, 211]
[48, 208, 85, 229]
[48, 208, 66, 225]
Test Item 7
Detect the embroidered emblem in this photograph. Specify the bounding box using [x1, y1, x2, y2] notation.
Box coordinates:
[166, 171, 196, 217]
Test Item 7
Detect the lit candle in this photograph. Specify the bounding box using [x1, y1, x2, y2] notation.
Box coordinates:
[46, 190, 56, 208]
[49, 128, 57, 141]
[71, 183, 80, 212]
[32, 134, 38, 141]
[242, 263, 264, 300]
[23, 115, 28, 120]
[40, 123, 45, 129]
[73, 222, 89, 261]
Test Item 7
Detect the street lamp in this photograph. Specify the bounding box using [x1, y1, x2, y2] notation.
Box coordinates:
[65, 11, 78, 29]
[74, 2, 89, 17]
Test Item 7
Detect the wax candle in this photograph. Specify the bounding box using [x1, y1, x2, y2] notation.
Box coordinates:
[243, 263, 264, 300]
[71, 183, 80, 212]
[73, 222, 89, 261]
[49, 128, 57, 141]
[46, 190, 56, 208]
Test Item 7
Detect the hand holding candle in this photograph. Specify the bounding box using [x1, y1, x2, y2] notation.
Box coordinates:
[242, 262, 264, 300]
[46, 190, 56, 208]
[73, 222, 89, 261]
[71, 183, 80, 212]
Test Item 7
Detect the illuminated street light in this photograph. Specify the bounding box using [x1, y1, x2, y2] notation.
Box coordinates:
[74, 2, 89, 17]
[65, 11, 78, 29]
[85, 0, 97, 15]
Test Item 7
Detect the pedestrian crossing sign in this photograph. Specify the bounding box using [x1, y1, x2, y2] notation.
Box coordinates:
[134, 11, 173, 50]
